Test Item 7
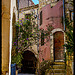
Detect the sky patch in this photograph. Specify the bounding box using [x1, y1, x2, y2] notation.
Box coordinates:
[32, 0, 39, 5]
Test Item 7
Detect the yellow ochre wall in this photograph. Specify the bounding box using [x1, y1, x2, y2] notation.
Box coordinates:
[1, 0, 10, 74]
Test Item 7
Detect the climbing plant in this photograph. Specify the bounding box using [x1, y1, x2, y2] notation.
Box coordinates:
[64, 16, 74, 62]
[11, 13, 37, 67]
[64, 0, 74, 57]
[11, 13, 54, 68]
[39, 60, 54, 75]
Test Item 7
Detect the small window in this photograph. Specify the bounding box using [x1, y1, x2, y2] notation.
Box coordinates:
[70, 11, 74, 21]
[41, 32, 44, 46]
[40, 11, 42, 25]
[55, 0, 59, 2]
[71, 12, 74, 21]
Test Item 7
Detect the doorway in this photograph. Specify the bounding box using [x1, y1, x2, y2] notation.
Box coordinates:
[21, 50, 37, 74]
[53, 31, 64, 61]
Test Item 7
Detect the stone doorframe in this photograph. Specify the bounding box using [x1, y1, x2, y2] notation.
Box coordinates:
[50, 28, 65, 61]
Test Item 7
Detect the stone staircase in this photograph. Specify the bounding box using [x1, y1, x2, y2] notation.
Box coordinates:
[50, 62, 66, 75]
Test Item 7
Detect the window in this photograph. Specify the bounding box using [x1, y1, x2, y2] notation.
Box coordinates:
[55, 0, 59, 1]
[41, 32, 44, 46]
[40, 11, 42, 25]
[71, 12, 74, 20]
[70, 11, 74, 21]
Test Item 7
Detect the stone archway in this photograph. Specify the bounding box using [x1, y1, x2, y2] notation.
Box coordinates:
[50, 28, 65, 61]
[21, 50, 37, 74]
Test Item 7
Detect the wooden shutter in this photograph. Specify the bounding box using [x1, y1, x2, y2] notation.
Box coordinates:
[40, 11, 42, 25]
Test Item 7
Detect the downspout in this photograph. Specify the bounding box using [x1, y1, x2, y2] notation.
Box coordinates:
[63, 0, 65, 31]
[18, 0, 19, 19]
[63, 0, 66, 63]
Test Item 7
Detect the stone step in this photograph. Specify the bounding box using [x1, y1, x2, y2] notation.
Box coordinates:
[50, 73, 66, 75]
[50, 69, 66, 73]
[53, 62, 65, 65]
[53, 65, 65, 69]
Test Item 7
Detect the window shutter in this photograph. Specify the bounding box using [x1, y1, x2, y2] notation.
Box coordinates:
[40, 11, 42, 25]
[41, 32, 44, 46]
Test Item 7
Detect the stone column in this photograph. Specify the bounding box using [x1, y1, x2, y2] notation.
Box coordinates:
[1, 0, 10, 75]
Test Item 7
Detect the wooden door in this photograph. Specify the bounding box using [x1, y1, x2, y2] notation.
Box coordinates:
[54, 31, 64, 60]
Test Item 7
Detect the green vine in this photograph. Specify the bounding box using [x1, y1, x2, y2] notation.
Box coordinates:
[11, 13, 54, 68]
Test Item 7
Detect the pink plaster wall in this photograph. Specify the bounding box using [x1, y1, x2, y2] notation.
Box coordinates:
[39, 1, 64, 63]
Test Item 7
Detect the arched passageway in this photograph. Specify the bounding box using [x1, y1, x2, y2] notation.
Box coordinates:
[53, 31, 64, 61]
[21, 50, 37, 74]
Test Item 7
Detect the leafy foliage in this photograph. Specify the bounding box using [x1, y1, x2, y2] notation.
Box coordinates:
[64, 17, 74, 56]
[11, 13, 54, 68]
[11, 14, 37, 67]
[39, 60, 54, 75]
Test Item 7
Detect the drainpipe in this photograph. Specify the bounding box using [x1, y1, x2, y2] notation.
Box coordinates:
[63, 0, 66, 63]
[63, 0, 65, 31]
[18, 0, 19, 19]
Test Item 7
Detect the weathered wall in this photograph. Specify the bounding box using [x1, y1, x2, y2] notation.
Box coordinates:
[19, 5, 39, 57]
[1, 0, 10, 74]
[18, 5, 39, 74]
[1, 0, 18, 74]
[39, 0, 62, 11]
[66, 53, 74, 75]
[39, 1, 64, 62]
[19, 0, 34, 9]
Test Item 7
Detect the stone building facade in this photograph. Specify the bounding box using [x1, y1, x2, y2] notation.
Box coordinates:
[38, 0, 74, 75]
[18, 4, 39, 74]
[39, 0, 61, 10]
[19, 0, 34, 9]
[1, 0, 10, 74]
[64, 0, 74, 75]
[1, 0, 74, 75]
[39, 0, 64, 63]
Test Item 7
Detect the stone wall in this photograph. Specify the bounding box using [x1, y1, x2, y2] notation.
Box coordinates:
[39, 1, 64, 63]
[1, 0, 18, 74]
[19, 0, 34, 9]
[66, 53, 74, 75]
[39, 0, 62, 10]
[1, 0, 10, 74]
[19, 5, 39, 56]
